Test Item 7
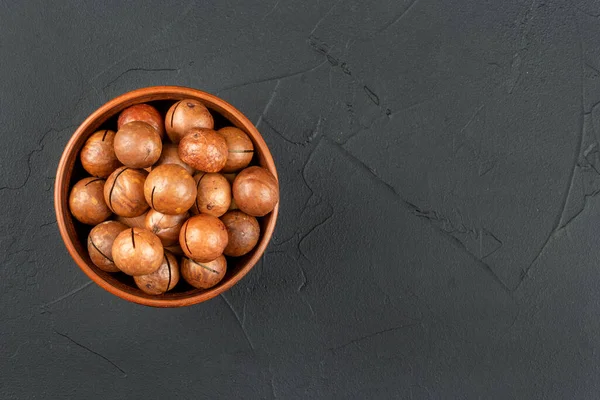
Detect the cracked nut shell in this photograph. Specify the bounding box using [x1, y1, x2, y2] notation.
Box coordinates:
[165, 99, 214, 143]
[118, 103, 165, 139]
[220, 210, 260, 257]
[114, 121, 162, 168]
[112, 227, 164, 276]
[180, 255, 226, 289]
[87, 221, 128, 272]
[153, 143, 194, 174]
[69, 177, 112, 225]
[80, 129, 122, 178]
[144, 209, 188, 246]
[218, 127, 254, 172]
[144, 164, 196, 215]
[179, 214, 228, 263]
[232, 166, 279, 217]
[178, 128, 228, 173]
[134, 251, 179, 295]
[191, 172, 231, 217]
[104, 167, 149, 217]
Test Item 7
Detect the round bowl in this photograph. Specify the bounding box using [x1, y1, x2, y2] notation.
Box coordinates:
[54, 86, 279, 307]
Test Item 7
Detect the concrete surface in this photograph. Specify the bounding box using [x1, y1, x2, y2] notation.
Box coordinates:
[2, 0, 600, 398]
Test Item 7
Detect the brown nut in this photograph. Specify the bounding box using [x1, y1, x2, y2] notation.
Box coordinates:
[87, 221, 128, 272]
[118, 103, 165, 139]
[218, 127, 254, 172]
[80, 129, 122, 178]
[220, 211, 260, 257]
[165, 99, 214, 143]
[144, 209, 188, 246]
[69, 177, 112, 225]
[144, 164, 197, 215]
[178, 128, 228, 172]
[232, 166, 279, 217]
[134, 251, 179, 295]
[153, 143, 194, 174]
[104, 167, 149, 217]
[180, 255, 226, 289]
[191, 172, 231, 217]
[112, 227, 164, 276]
[179, 214, 228, 262]
[114, 121, 162, 168]
[115, 211, 148, 229]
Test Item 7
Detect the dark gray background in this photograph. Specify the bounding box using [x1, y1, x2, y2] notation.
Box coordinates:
[2, 0, 600, 398]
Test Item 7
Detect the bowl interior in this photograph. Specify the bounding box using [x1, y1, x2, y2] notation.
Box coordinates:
[55, 87, 278, 307]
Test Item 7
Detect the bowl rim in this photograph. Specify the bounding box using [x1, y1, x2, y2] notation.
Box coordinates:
[54, 85, 279, 307]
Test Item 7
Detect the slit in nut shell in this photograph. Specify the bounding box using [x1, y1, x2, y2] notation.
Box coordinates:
[104, 167, 149, 217]
[112, 227, 164, 276]
[143, 164, 197, 215]
[87, 221, 129, 272]
[179, 214, 228, 263]
[218, 126, 254, 173]
[134, 251, 180, 295]
[180, 255, 226, 289]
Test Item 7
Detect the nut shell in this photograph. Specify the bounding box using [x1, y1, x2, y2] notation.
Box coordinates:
[115, 211, 148, 229]
[80, 130, 122, 177]
[154, 143, 194, 174]
[118, 103, 165, 139]
[221, 211, 260, 257]
[104, 167, 149, 217]
[134, 251, 179, 295]
[144, 164, 197, 215]
[218, 127, 254, 172]
[144, 209, 188, 246]
[69, 177, 112, 225]
[180, 255, 227, 289]
[232, 166, 279, 217]
[87, 221, 129, 272]
[179, 214, 228, 262]
[191, 172, 231, 217]
[112, 227, 164, 276]
[165, 99, 214, 143]
[178, 128, 228, 173]
[114, 121, 162, 168]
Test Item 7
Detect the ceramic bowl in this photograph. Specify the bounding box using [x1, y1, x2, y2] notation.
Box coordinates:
[54, 86, 278, 307]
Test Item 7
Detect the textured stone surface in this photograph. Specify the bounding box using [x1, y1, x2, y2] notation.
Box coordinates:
[2, 0, 600, 398]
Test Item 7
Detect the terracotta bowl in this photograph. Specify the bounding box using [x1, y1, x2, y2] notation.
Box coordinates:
[54, 86, 279, 307]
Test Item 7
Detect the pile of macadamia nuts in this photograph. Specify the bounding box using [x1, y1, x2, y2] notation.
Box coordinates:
[69, 100, 279, 295]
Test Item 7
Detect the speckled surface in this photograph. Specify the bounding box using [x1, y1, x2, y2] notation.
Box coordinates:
[2, 0, 600, 398]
